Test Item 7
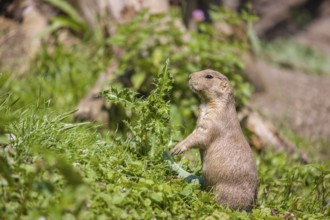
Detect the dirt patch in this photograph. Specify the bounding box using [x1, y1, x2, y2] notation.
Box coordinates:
[246, 59, 330, 140]
[297, 15, 330, 54]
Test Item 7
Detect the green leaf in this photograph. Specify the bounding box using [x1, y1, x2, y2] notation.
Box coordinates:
[46, 0, 84, 24]
[0, 156, 13, 185]
[131, 72, 147, 90]
[150, 192, 163, 202]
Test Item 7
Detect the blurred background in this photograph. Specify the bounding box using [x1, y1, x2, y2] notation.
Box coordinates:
[0, 0, 329, 218]
[1, 0, 329, 160]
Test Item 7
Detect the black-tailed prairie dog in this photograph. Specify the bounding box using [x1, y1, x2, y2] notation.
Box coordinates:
[171, 69, 258, 211]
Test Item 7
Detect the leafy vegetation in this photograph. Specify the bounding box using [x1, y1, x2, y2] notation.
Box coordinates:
[0, 6, 329, 220]
[280, 126, 330, 163]
[1, 63, 329, 218]
[1, 42, 106, 114]
[101, 8, 254, 135]
[107, 9, 253, 106]
[100, 60, 173, 157]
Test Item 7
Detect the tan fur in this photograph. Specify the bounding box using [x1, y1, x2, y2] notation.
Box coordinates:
[171, 69, 258, 211]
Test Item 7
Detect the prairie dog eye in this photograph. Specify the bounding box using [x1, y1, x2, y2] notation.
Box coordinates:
[205, 75, 213, 79]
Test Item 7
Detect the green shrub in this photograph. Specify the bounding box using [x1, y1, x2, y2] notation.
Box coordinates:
[108, 9, 253, 107]
[103, 8, 254, 137]
[1, 67, 329, 218]
[101, 60, 173, 157]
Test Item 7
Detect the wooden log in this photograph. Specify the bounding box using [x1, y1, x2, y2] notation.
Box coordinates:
[238, 107, 309, 163]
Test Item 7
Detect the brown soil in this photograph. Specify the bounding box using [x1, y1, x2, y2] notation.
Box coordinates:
[297, 15, 330, 54]
[245, 0, 330, 142]
[246, 59, 330, 140]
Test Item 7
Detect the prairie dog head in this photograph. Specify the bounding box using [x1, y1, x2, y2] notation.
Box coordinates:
[189, 69, 233, 102]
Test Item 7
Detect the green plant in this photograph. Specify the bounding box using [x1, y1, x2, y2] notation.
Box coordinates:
[1, 60, 330, 218]
[108, 9, 252, 105]
[0, 75, 219, 219]
[280, 126, 330, 162]
[257, 152, 330, 218]
[4, 42, 106, 115]
[101, 60, 173, 157]
[44, 0, 88, 35]
[106, 8, 253, 137]
[1, 6, 329, 220]
[44, 0, 106, 45]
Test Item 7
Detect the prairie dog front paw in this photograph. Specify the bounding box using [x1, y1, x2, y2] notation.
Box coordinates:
[171, 143, 188, 155]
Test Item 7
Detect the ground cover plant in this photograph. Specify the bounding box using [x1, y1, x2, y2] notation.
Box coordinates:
[0, 7, 329, 220]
